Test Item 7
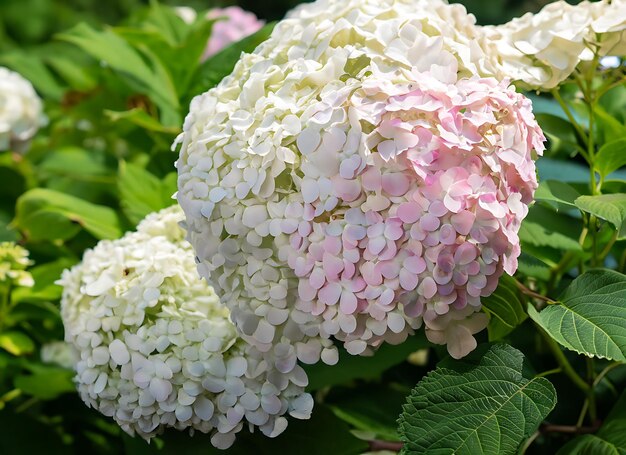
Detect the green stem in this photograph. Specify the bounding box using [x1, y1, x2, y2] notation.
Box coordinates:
[586, 357, 598, 423]
[576, 399, 589, 427]
[551, 89, 590, 155]
[536, 367, 562, 378]
[597, 231, 618, 264]
[515, 279, 556, 304]
[518, 431, 540, 455]
[538, 325, 590, 393]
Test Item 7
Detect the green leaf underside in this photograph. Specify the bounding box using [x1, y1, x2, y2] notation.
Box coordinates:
[398, 344, 556, 455]
[557, 391, 626, 454]
[575, 194, 626, 239]
[482, 275, 527, 341]
[529, 269, 626, 362]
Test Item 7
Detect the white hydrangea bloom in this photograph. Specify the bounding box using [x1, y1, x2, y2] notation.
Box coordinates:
[0, 67, 45, 151]
[41, 341, 78, 369]
[59, 206, 312, 449]
[591, 0, 626, 57]
[481, 0, 626, 90]
[176, 0, 545, 362]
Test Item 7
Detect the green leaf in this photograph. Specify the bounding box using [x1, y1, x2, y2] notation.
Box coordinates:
[398, 344, 556, 455]
[58, 23, 179, 122]
[14, 367, 75, 399]
[188, 23, 275, 97]
[118, 162, 176, 225]
[535, 113, 579, 156]
[482, 275, 527, 341]
[305, 332, 429, 391]
[15, 188, 122, 241]
[329, 385, 406, 442]
[557, 390, 626, 454]
[39, 147, 109, 179]
[528, 269, 626, 362]
[595, 138, 626, 180]
[0, 331, 35, 356]
[12, 258, 76, 304]
[517, 253, 552, 281]
[595, 105, 626, 146]
[106, 108, 180, 134]
[575, 193, 626, 239]
[519, 206, 582, 252]
[535, 180, 581, 209]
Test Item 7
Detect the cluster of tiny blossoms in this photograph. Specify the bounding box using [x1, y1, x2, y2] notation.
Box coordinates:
[175, 6, 264, 60]
[0, 241, 34, 287]
[0, 67, 45, 152]
[482, 0, 626, 90]
[59, 206, 312, 449]
[176, 0, 544, 361]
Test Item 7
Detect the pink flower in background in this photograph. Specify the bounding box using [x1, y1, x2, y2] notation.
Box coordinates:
[205, 7, 264, 58]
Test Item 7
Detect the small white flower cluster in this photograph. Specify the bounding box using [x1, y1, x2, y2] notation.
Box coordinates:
[59, 206, 312, 449]
[176, 0, 543, 362]
[0, 67, 45, 151]
[482, 0, 626, 90]
[0, 241, 34, 287]
[41, 341, 78, 369]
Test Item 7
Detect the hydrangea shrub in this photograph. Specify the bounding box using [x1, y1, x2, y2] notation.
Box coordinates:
[59, 207, 313, 449]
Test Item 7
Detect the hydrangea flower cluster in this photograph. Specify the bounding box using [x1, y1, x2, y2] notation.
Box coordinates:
[482, 0, 626, 90]
[176, 0, 545, 361]
[59, 206, 313, 449]
[0, 242, 34, 287]
[205, 7, 265, 59]
[175, 6, 264, 60]
[0, 67, 45, 152]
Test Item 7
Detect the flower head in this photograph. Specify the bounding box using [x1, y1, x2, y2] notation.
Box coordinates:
[176, 0, 544, 361]
[0, 67, 45, 152]
[205, 7, 265, 58]
[481, 0, 626, 90]
[0, 242, 34, 287]
[59, 206, 312, 449]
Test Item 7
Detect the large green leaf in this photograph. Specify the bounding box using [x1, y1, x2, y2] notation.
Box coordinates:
[304, 332, 429, 391]
[398, 344, 556, 455]
[595, 138, 626, 180]
[14, 188, 122, 241]
[118, 162, 176, 225]
[557, 390, 626, 454]
[482, 275, 527, 341]
[519, 206, 582, 252]
[575, 193, 626, 239]
[528, 269, 626, 362]
[58, 23, 180, 123]
[535, 180, 581, 210]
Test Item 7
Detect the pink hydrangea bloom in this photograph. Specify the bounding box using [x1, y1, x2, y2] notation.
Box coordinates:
[205, 7, 264, 58]
[277, 68, 544, 358]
